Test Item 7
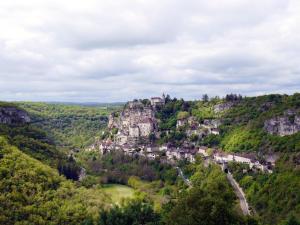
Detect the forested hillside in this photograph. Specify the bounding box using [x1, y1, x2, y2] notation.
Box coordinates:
[0, 136, 110, 224]
[219, 94, 300, 153]
[17, 102, 122, 149]
[152, 93, 300, 154]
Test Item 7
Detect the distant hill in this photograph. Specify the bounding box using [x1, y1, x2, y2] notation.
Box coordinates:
[16, 102, 121, 149]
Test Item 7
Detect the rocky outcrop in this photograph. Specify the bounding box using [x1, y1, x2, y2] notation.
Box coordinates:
[0, 107, 30, 125]
[214, 102, 235, 113]
[108, 100, 158, 145]
[264, 110, 300, 136]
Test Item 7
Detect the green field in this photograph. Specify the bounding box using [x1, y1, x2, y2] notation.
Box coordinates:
[102, 184, 135, 204]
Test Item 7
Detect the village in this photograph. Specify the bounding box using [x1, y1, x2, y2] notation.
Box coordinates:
[91, 141, 274, 174]
[88, 95, 274, 174]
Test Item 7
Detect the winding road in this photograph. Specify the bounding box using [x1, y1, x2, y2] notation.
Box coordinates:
[176, 167, 192, 187]
[176, 165, 251, 216]
[226, 172, 251, 216]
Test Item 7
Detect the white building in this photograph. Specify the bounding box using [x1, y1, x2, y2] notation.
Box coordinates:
[234, 155, 252, 164]
[211, 128, 220, 135]
[198, 146, 209, 157]
[159, 145, 168, 151]
[176, 119, 187, 128]
[150, 96, 165, 106]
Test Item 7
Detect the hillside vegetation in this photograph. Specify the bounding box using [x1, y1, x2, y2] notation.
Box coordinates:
[229, 157, 300, 225]
[219, 94, 300, 153]
[0, 136, 110, 225]
[17, 102, 121, 149]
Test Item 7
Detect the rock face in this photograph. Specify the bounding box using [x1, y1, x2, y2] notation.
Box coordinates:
[109, 100, 158, 145]
[0, 107, 30, 125]
[214, 102, 235, 113]
[264, 110, 300, 136]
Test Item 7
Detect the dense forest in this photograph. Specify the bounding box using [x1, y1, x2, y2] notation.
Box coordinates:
[0, 136, 111, 224]
[17, 102, 121, 149]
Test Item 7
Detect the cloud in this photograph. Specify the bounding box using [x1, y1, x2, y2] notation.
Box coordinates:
[0, 0, 299, 102]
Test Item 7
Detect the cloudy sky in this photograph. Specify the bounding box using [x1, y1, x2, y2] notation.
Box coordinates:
[0, 0, 299, 102]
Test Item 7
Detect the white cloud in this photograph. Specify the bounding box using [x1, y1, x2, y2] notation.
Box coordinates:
[0, 0, 299, 102]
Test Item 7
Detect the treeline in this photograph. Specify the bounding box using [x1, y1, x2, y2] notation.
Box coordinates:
[17, 102, 120, 148]
[79, 150, 178, 185]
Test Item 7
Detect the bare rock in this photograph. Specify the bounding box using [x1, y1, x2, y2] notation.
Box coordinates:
[0, 107, 30, 125]
[214, 102, 235, 113]
[109, 100, 158, 145]
[264, 110, 300, 136]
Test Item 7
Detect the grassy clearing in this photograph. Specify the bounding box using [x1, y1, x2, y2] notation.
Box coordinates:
[102, 184, 135, 204]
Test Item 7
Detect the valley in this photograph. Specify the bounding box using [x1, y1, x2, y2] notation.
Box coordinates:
[1, 93, 300, 225]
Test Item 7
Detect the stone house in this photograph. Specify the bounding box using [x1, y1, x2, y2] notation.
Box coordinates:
[198, 146, 209, 157]
[211, 128, 220, 135]
[233, 155, 252, 164]
[176, 118, 187, 128]
[185, 149, 197, 163]
[150, 95, 165, 107]
[147, 152, 159, 160]
[187, 116, 199, 127]
[159, 145, 168, 151]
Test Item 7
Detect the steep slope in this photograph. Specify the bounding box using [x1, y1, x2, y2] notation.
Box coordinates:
[0, 103, 62, 166]
[0, 136, 110, 225]
[218, 93, 300, 153]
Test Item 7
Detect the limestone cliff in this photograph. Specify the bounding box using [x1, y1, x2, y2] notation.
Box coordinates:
[108, 100, 158, 145]
[264, 110, 300, 136]
[0, 107, 30, 125]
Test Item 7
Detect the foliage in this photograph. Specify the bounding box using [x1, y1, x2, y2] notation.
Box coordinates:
[217, 93, 300, 153]
[101, 184, 135, 205]
[17, 102, 120, 148]
[156, 98, 192, 131]
[0, 136, 110, 224]
[80, 150, 178, 185]
[162, 163, 256, 225]
[220, 126, 263, 152]
[98, 199, 161, 225]
[0, 122, 81, 180]
[229, 159, 300, 225]
[177, 111, 189, 120]
[0, 123, 62, 164]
